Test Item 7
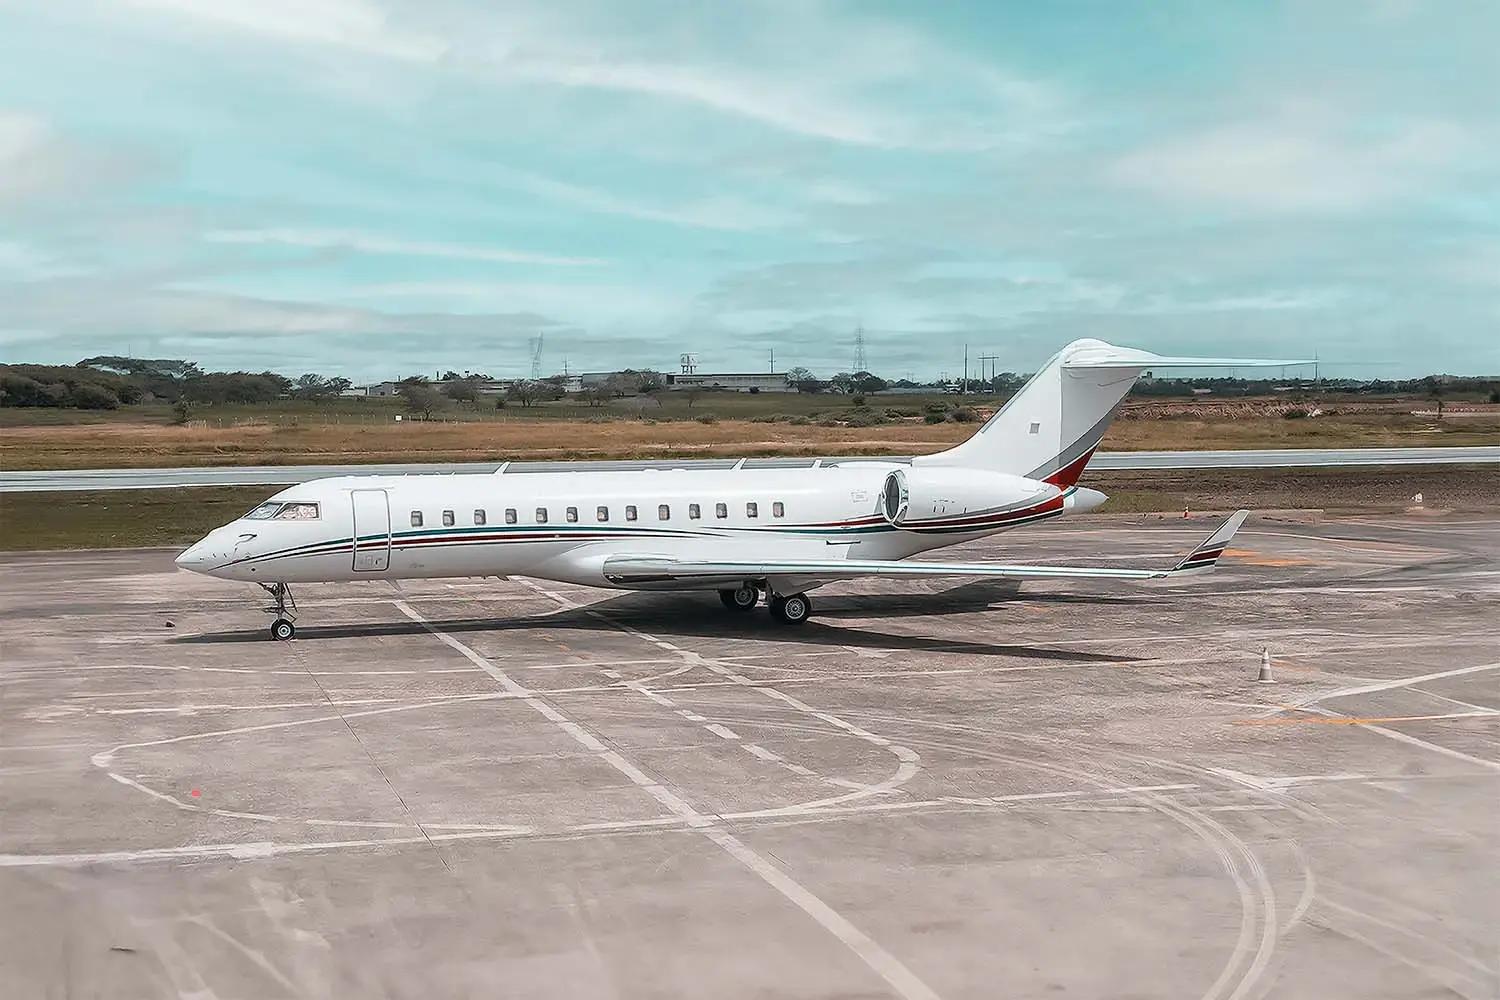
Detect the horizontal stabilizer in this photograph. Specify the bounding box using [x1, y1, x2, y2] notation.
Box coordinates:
[1061, 343, 1314, 369]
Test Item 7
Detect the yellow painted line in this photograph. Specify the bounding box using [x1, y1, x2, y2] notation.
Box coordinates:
[1222, 547, 1319, 567]
[1236, 711, 1498, 727]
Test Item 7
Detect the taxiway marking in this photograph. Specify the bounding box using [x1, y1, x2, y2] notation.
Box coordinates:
[395, 599, 942, 1000]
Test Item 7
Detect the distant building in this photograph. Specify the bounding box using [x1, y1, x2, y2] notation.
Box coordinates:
[665, 371, 792, 393]
[366, 381, 402, 397]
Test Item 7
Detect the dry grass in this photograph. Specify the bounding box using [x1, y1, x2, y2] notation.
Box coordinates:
[1, 412, 1494, 470]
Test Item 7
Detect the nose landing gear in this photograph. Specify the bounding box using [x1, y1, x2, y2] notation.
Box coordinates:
[259, 582, 297, 640]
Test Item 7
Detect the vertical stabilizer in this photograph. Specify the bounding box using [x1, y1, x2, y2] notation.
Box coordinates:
[915, 340, 1310, 483]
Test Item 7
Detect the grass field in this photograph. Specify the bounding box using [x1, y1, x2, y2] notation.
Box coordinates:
[4, 466, 1494, 551]
[3, 408, 1495, 470]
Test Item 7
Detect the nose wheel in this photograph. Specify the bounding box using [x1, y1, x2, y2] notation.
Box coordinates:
[768, 592, 811, 625]
[259, 582, 298, 640]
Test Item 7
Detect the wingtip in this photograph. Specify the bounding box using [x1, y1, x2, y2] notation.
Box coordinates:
[1171, 509, 1251, 573]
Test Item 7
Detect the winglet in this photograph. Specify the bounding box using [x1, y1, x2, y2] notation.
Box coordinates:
[1171, 510, 1249, 574]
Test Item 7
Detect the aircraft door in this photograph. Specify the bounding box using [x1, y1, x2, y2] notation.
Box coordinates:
[350, 489, 391, 572]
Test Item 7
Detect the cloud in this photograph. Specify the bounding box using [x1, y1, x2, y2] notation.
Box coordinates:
[203, 228, 603, 266]
[0, 110, 157, 211]
[1109, 112, 1473, 212]
[122, 0, 446, 61]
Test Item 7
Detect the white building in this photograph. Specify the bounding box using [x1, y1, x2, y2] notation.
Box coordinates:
[665, 372, 792, 393]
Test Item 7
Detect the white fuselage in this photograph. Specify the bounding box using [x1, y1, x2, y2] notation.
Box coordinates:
[175, 463, 1097, 590]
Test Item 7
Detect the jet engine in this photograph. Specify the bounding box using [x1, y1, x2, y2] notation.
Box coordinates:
[881, 467, 1104, 528]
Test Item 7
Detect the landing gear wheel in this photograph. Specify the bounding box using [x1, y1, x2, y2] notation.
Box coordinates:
[270, 618, 296, 641]
[768, 592, 811, 626]
[719, 585, 759, 612]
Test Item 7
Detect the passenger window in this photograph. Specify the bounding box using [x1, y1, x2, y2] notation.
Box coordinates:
[536, 507, 548, 524]
[596, 505, 609, 522]
[442, 509, 455, 527]
[658, 504, 670, 520]
[625, 505, 638, 521]
[274, 502, 320, 520]
[688, 503, 700, 519]
[772, 501, 785, 518]
[746, 502, 759, 518]
[410, 511, 423, 527]
[715, 502, 728, 519]
[504, 508, 517, 524]
[566, 506, 578, 523]
[474, 509, 486, 526]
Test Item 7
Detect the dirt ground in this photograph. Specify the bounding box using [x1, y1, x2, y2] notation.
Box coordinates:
[2, 411, 1495, 470]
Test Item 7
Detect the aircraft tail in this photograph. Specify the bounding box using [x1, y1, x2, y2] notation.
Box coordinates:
[913, 339, 1311, 485]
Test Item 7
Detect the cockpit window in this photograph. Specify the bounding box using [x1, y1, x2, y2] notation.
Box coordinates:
[273, 502, 320, 520]
[245, 502, 283, 520]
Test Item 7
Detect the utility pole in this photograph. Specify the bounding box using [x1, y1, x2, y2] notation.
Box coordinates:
[963, 344, 969, 394]
[854, 326, 868, 373]
[769, 348, 774, 373]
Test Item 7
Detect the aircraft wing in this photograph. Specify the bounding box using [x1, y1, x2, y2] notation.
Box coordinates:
[602, 511, 1249, 587]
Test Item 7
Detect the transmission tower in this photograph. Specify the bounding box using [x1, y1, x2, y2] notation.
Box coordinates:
[529, 334, 544, 379]
[853, 326, 868, 372]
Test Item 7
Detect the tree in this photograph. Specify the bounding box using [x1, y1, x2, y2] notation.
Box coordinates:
[684, 387, 702, 409]
[172, 399, 192, 424]
[441, 370, 464, 382]
[850, 371, 887, 394]
[583, 382, 613, 407]
[398, 382, 444, 419]
[786, 367, 820, 392]
[442, 377, 481, 403]
[507, 379, 546, 407]
[828, 372, 856, 394]
[293, 373, 342, 399]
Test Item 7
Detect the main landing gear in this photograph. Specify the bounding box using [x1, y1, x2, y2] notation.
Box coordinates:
[718, 584, 812, 626]
[769, 592, 812, 626]
[260, 581, 297, 641]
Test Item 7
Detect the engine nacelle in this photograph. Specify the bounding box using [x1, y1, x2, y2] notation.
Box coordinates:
[881, 467, 1061, 529]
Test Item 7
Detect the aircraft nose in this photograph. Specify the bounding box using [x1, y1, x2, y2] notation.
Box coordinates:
[175, 541, 205, 569]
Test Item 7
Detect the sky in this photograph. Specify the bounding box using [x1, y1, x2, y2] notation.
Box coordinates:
[1, 0, 1497, 381]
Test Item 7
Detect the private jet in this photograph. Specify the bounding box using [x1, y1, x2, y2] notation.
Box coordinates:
[176, 339, 1287, 639]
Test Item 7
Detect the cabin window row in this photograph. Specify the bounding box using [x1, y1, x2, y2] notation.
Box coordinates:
[409, 501, 787, 528]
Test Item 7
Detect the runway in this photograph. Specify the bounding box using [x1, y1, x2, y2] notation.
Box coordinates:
[3, 445, 1497, 491]
[2, 515, 1497, 998]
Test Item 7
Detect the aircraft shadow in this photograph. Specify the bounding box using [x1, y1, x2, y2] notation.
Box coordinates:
[173, 587, 1146, 663]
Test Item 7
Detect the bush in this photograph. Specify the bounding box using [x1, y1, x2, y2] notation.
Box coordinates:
[923, 401, 949, 415]
[818, 417, 839, 427]
[172, 399, 192, 424]
[923, 411, 947, 424]
[851, 395, 866, 406]
[844, 411, 884, 427]
[949, 407, 978, 423]
[1283, 407, 1309, 419]
[494, 397, 506, 409]
[68, 383, 120, 409]
[694, 413, 718, 424]
[750, 414, 778, 423]
[789, 415, 812, 426]
[884, 407, 917, 418]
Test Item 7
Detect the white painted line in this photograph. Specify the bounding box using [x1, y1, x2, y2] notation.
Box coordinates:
[744, 744, 782, 762]
[398, 599, 941, 1000]
[705, 724, 741, 741]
